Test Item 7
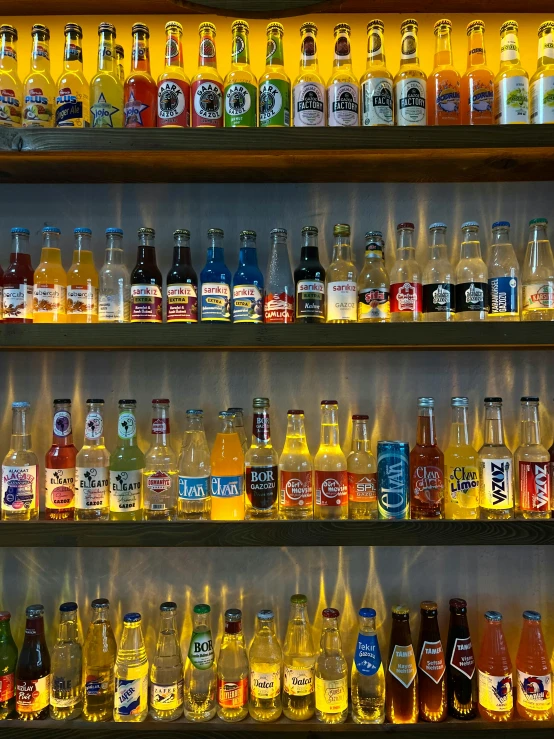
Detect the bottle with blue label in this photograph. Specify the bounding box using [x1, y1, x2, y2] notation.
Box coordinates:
[351, 607, 385, 724]
[200, 228, 231, 322]
[55, 23, 90, 128]
[233, 230, 264, 323]
[487, 221, 520, 321]
[178, 409, 211, 520]
[114, 613, 148, 723]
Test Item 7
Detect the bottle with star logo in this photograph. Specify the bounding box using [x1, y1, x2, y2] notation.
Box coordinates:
[55, 23, 89, 127]
[157, 21, 189, 127]
[224, 20, 257, 127]
[124, 23, 156, 128]
[90, 22, 123, 128]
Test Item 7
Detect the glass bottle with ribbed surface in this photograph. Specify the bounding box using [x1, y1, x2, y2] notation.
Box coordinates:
[283, 594, 316, 721]
[249, 610, 282, 722]
[315, 608, 348, 724]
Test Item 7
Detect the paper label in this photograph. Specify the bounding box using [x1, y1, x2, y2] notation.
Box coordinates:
[115, 675, 148, 717]
[531, 77, 554, 124]
[3, 285, 33, 320]
[91, 91, 121, 128]
[158, 79, 190, 127]
[326, 281, 357, 321]
[500, 33, 519, 62]
[395, 78, 426, 125]
[284, 666, 314, 696]
[456, 282, 488, 313]
[519, 461, 550, 512]
[355, 633, 381, 676]
[412, 465, 444, 505]
[131, 284, 162, 323]
[389, 644, 417, 688]
[480, 459, 513, 510]
[246, 464, 278, 510]
[419, 640, 446, 684]
[150, 680, 183, 711]
[56, 87, 88, 127]
[296, 279, 325, 319]
[315, 676, 347, 713]
[390, 281, 422, 313]
[166, 283, 198, 322]
[75, 467, 109, 509]
[496, 76, 529, 124]
[358, 287, 390, 320]
[264, 292, 294, 323]
[293, 82, 325, 127]
[211, 475, 243, 497]
[16, 675, 51, 713]
[478, 670, 513, 711]
[45, 467, 75, 509]
[523, 282, 554, 311]
[124, 88, 154, 128]
[191, 80, 223, 127]
[232, 285, 263, 323]
[144, 471, 173, 510]
[447, 465, 479, 509]
[0, 672, 15, 702]
[449, 636, 475, 679]
[85, 412, 103, 440]
[348, 471, 377, 503]
[468, 78, 494, 116]
[23, 81, 53, 127]
[280, 470, 313, 508]
[0, 86, 21, 127]
[201, 283, 231, 321]
[362, 77, 393, 126]
[110, 470, 142, 512]
[251, 670, 280, 699]
[67, 285, 97, 316]
[98, 293, 129, 322]
[33, 284, 65, 315]
[423, 283, 455, 314]
[489, 276, 518, 315]
[179, 475, 209, 499]
[517, 670, 552, 710]
[188, 629, 214, 669]
[315, 470, 347, 508]
[224, 82, 257, 127]
[53, 411, 72, 437]
[1, 465, 37, 512]
[259, 79, 290, 127]
[328, 82, 359, 126]
[217, 678, 248, 708]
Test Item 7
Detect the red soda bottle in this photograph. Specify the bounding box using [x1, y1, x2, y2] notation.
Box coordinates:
[477, 610, 513, 722]
[124, 23, 156, 128]
[2, 227, 34, 323]
[516, 610, 552, 720]
[45, 399, 77, 520]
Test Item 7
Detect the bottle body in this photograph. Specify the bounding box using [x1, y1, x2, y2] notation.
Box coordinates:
[150, 604, 184, 721]
[82, 599, 117, 722]
[109, 402, 145, 522]
[114, 614, 149, 723]
[184, 604, 216, 722]
[351, 608, 385, 724]
[75, 401, 110, 521]
[210, 412, 245, 520]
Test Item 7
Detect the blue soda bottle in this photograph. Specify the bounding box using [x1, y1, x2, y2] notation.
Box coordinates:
[232, 230, 264, 323]
[199, 228, 232, 322]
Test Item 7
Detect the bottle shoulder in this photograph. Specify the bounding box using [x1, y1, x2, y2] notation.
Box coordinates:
[530, 65, 554, 85]
[260, 67, 291, 85]
[495, 65, 529, 83]
[233, 267, 264, 285]
[57, 70, 89, 87]
[360, 66, 393, 84]
[125, 71, 156, 87]
[293, 70, 325, 87]
[224, 67, 257, 87]
[158, 68, 190, 85]
[327, 68, 358, 87]
[394, 66, 427, 84]
[193, 68, 224, 85]
[24, 70, 55, 88]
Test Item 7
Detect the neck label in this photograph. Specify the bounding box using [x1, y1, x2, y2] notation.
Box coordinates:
[85, 412, 103, 440]
[54, 410, 72, 437]
[500, 33, 519, 61]
[118, 412, 136, 439]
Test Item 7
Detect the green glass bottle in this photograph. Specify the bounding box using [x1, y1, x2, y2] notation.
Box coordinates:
[259, 22, 290, 127]
[0, 611, 18, 720]
[109, 400, 145, 521]
[224, 20, 257, 127]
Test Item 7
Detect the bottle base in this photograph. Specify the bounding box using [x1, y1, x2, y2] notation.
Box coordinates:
[75, 509, 109, 521]
[184, 708, 217, 722]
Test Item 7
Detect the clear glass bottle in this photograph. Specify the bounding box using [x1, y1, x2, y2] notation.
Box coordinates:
[283, 594, 316, 721]
[479, 397, 514, 520]
[326, 223, 357, 323]
[109, 400, 145, 521]
[327, 23, 359, 126]
[228, 407, 248, 453]
[1, 402, 39, 522]
[357, 231, 390, 322]
[259, 22, 290, 127]
[351, 607, 385, 724]
[394, 19, 427, 126]
[487, 221, 520, 321]
[157, 21, 190, 128]
[75, 399, 110, 521]
[143, 399, 178, 521]
[348, 414, 377, 519]
[114, 613, 148, 723]
[50, 602, 82, 721]
[315, 608, 348, 724]
[184, 604, 216, 722]
[90, 22, 123, 129]
[530, 21, 554, 125]
[178, 409, 211, 520]
[98, 228, 130, 323]
[522, 218, 554, 321]
[427, 19, 461, 126]
[495, 20, 529, 124]
[191, 22, 223, 128]
[55, 23, 89, 128]
[314, 400, 348, 520]
[456, 222, 488, 321]
[292, 22, 326, 127]
[360, 19, 393, 127]
[217, 609, 249, 723]
[445, 397, 480, 520]
[390, 222, 422, 322]
[423, 222, 455, 322]
[461, 20, 494, 125]
[249, 610, 282, 722]
[245, 397, 279, 520]
[515, 396, 550, 519]
[279, 410, 313, 520]
[264, 228, 294, 323]
[150, 602, 183, 722]
[82, 598, 117, 722]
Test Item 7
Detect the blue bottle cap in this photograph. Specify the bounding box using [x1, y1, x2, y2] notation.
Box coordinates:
[461, 221, 479, 230]
[492, 221, 510, 229]
[429, 222, 447, 230]
[60, 602, 78, 612]
[11, 227, 30, 235]
[257, 609, 274, 620]
[106, 227, 124, 235]
[484, 610, 502, 621]
[186, 409, 203, 415]
[123, 612, 141, 623]
[359, 607, 376, 618]
[12, 401, 30, 409]
[74, 227, 92, 235]
[523, 610, 541, 621]
[42, 226, 61, 234]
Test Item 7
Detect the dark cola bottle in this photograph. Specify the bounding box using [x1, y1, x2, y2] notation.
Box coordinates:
[417, 601, 447, 722]
[15, 605, 51, 720]
[446, 598, 477, 719]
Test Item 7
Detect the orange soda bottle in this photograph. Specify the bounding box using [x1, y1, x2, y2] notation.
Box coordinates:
[210, 411, 245, 520]
[427, 19, 460, 125]
[477, 611, 513, 722]
[516, 610, 552, 720]
[461, 20, 494, 124]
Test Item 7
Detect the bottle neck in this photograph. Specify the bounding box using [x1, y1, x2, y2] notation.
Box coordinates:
[58, 610, 79, 642]
[224, 620, 243, 637]
[299, 30, 319, 71]
[11, 408, 31, 451]
[0, 34, 17, 72]
[164, 28, 184, 70]
[450, 406, 469, 446]
[429, 229, 448, 260]
[74, 233, 93, 258]
[359, 615, 376, 634]
[231, 29, 250, 66]
[185, 415, 206, 435]
[158, 611, 177, 640]
[332, 235, 353, 264]
[266, 31, 284, 67]
[207, 235, 224, 262]
[320, 618, 341, 653]
[0, 620, 13, 642]
[152, 405, 170, 446]
[198, 29, 217, 69]
[351, 420, 370, 452]
[84, 405, 105, 447]
[366, 26, 386, 68]
[172, 242, 192, 266]
[42, 232, 61, 251]
[91, 606, 110, 625]
[420, 611, 440, 639]
[434, 27, 453, 66]
[64, 31, 83, 73]
[219, 417, 236, 435]
[538, 29, 554, 67]
[25, 616, 45, 640]
[286, 414, 307, 444]
[132, 31, 151, 73]
[300, 233, 319, 259]
[500, 28, 522, 69]
[467, 28, 487, 67]
[400, 26, 420, 67]
[251, 409, 272, 448]
[520, 404, 541, 445]
[397, 229, 415, 259]
[105, 235, 124, 263]
[529, 225, 548, 246]
[484, 405, 505, 445]
[239, 243, 258, 266]
[416, 407, 437, 446]
[121, 622, 143, 651]
[460, 230, 482, 260]
[11, 233, 30, 256]
[31, 33, 50, 72]
[137, 243, 157, 265]
[98, 30, 117, 72]
[256, 618, 275, 637]
[320, 406, 340, 447]
[289, 602, 308, 625]
[333, 31, 353, 69]
[492, 229, 510, 247]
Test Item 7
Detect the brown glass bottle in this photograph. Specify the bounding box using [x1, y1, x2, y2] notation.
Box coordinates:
[446, 598, 477, 719]
[15, 605, 51, 720]
[386, 605, 418, 724]
[410, 397, 444, 519]
[166, 229, 198, 323]
[130, 227, 163, 323]
[417, 601, 447, 722]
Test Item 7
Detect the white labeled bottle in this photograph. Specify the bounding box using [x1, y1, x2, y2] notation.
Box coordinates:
[479, 397, 514, 520]
[283, 594, 316, 721]
[515, 396, 550, 519]
[114, 613, 149, 723]
[361, 19, 393, 126]
[178, 409, 211, 520]
[455, 222, 488, 322]
[423, 222, 455, 322]
[150, 602, 183, 722]
[143, 399, 178, 521]
[217, 609, 249, 722]
[293, 22, 325, 127]
[315, 608, 348, 724]
[50, 602, 82, 721]
[1, 401, 39, 522]
[390, 222, 422, 322]
[184, 604, 216, 722]
[522, 218, 554, 320]
[487, 221, 520, 321]
[249, 610, 282, 722]
[357, 231, 390, 322]
[325, 223, 357, 323]
[351, 607, 385, 724]
[98, 228, 130, 323]
[348, 414, 377, 519]
[75, 399, 110, 521]
[327, 23, 359, 126]
[279, 409, 313, 520]
[495, 20, 529, 124]
[314, 400, 348, 520]
[109, 400, 145, 521]
[394, 19, 426, 126]
[530, 21, 554, 124]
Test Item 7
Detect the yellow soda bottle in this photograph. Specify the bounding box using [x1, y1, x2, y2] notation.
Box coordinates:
[90, 22, 124, 128]
[56, 23, 90, 127]
[0, 24, 22, 127]
[23, 24, 55, 127]
[494, 20, 529, 124]
[210, 411, 245, 520]
[114, 613, 149, 723]
[67, 228, 98, 324]
[33, 227, 66, 324]
[82, 598, 117, 722]
[445, 397, 480, 520]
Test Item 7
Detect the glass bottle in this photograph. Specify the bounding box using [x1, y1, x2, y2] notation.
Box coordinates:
[150, 602, 183, 721]
[487, 221, 520, 320]
[446, 598, 477, 719]
[166, 229, 197, 323]
[245, 398, 279, 519]
[361, 19, 393, 126]
[357, 231, 390, 322]
[200, 228, 231, 322]
[295, 226, 325, 323]
[2, 227, 34, 323]
[428, 19, 460, 125]
[0, 611, 17, 720]
[249, 610, 282, 722]
[516, 610, 552, 720]
[45, 398, 77, 521]
[410, 397, 444, 520]
[264, 228, 294, 323]
[283, 594, 316, 721]
[82, 598, 117, 722]
[348, 414, 377, 519]
[33, 226, 66, 324]
[515, 396, 550, 519]
[217, 609, 249, 722]
[90, 22, 123, 128]
[98, 228, 130, 323]
[191, 22, 223, 128]
[327, 23, 359, 126]
[157, 21, 189, 128]
[293, 21, 326, 127]
[314, 400, 348, 520]
[66, 227, 98, 323]
[184, 604, 216, 722]
[326, 223, 357, 323]
[0, 25, 22, 128]
[479, 397, 514, 520]
[232, 230, 264, 323]
[109, 400, 145, 522]
[23, 24, 55, 128]
[390, 222, 422, 322]
[143, 399, 178, 521]
[445, 397, 480, 520]
[124, 23, 156, 127]
[461, 20, 494, 125]
[116, 45, 124, 83]
[50, 602, 82, 721]
[228, 407, 248, 453]
[394, 19, 426, 126]
[210, 411, 245, 520]
[522, 218, 554, 320]
[315, 608, 348, 724]
[75, 399, 110, 521]
[495, 20, 529, 124]
[260, 22, 290, 127]
[178, 409, 211, 520]
[114, 613, 149, 723]
[351, 607, 385, 724]
[55, 23, 89, 127]
[456, 222, 488, 321]
[1, 402, 39, 522]
[224, 20, 257, 127]
[130, 227, 162, 323]
[417, 601, 447, 722]
[531, 21, 554, 124]
[279, 410, 313, 520]
[423, 222, 455, 322]
[478, 611, 513, 722]
[386, 604, 418, 724]
[15, 605, 50, 720]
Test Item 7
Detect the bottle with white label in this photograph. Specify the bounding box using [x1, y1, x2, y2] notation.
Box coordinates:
[98, 228, 130, 323]
[327, 23, 358, 126]
[487, 221, 520, 321]
[479, 397, 514, 520]
[455, 222, 488, 322]
[178, 409, 211, 520]
[33, 226, 66, 324]
[110, 399, 145, 521]
[191, 22, 223, 128]
[360, 20, 393, 126]
[315, 608, 348, 724]
[184, 603, 216, 721]
[325, 223, 357, 323]
[478, 611, 513, 722]
[522, 218, 554, 320]
[495, 20, 529, 124]
[314, 400, 348, 520]
[232, 230, 264, 323]
[75, 399, 110, 521]
[157, 21, 190, 128]
[530, 21, 554, 124]
[293, 22, 326, 127]
[514, 396, 550, 519]
[1, 401, 38, 522]
[2, 227, 34, 324]
[44, 398, 77, 521]
[394, 19, 426, 126]
[283, 594, 316, 721]
[66, 227, 98, 324]
[249, 609, 282, 722]
[217, 609, 249, 722]
[423, 222, 455, 323]
[516, 610, 552, 720]
[390, 222, 422, 322]
[279, 410, 313, 520]
[50, 602, 82, 720]
[150, 602, 183, 721]
[143, 399, 178, 521]
[114, 613, 149, 723]
[352, 607, 385, 723]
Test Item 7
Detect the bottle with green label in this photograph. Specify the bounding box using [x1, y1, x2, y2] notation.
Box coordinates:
[224, 20, 257, 127]
[109, 400, 145, 521]
[259, 22, 290, 127]
[184, 604, 216, 722]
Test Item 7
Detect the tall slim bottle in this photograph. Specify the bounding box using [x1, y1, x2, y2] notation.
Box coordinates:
[210, 411, 245, 520]
[184, 604, 216, 722]
[16, 605, 50, 720]
[0, 611, 17, 720]
[191, 22, 223, 127]
[531, 21, 554, 124]
[166, 230, 198, 323]
[249, 610, 282, 722]
[390, 222, 422, 322]
[224, 21, 257, 127]
[232, 231, 264, 323]
[487, 221, 520, 321]
[386, 605, 418, 724]
[428, 19, 460, 125]
[515, 396, 550, 519]
[110, 400, 145, 521]
[348, 414, 377, 519]
[90, 22, 123, 128]
[178, 409, 211, 520]
[116, 45, 124, 83]
[327, 23, 359, 126]
[446, 598, 477, 719]
[461, 20, 494, 125]
[325, 223, 357, 323]
[351, 607, 385, 724]
[158, 21, 189, 127]
[50, 602, 82, 721]
[417, 602, 447, 722]
[1, 402, 38, 522]
[495, 21, 529, 124]
[245, 398, 278, 519]
[2, 227, 34, 323]
[478, 611, 513, 722]
[361, 20, 393, 126]
[264, 228, 294, 323]
[217, 609, 249, 722]
[410, 397, 444, 519]
[23, 24, 55, 127]
[56, 24, 89, 127]
[516, 610, 552, 720]
[143, 399, 178, 521]
[423, 222, 455, 322]
[394, 19, 426, 126]
[130, 227, 162, 323]
[294, 226, 325, 323]
[33, 227, 66, 324]
[283, 594, 316, 721]
[279, 410, 313, 519]
[75, 399, 110, 521]
[200, 228, 231, 322]
[0, 25, 22, 127]
[522, 218, 554, 320]
[260, 22, 290, 127]
[314, 400, 348, 520]
[315, 608, 348, 724]
[150, 602, 183, 721]
[45, 399, 77, 521]
[456, 222, 488, 321]
[124, 23, 156, 127]
[82, 598, 117, 722]
[67, 227, 98, 323]
[114, 613, 149, 723]
[98, 228, 130, 323]
[293, 22, 326, 126]
[357, 231, 390, 322]
[479, 397, 514, 520]
[445, 397, 480, 520]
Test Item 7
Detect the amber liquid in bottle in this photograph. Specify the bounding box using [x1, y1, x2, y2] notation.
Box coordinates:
[386, 605, 418, 724]
[417, 602, 447, 722]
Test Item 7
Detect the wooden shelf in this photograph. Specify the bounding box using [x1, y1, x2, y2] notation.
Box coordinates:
[1, 128, 553, 185]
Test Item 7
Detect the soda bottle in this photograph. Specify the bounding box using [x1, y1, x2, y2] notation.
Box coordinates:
[0, 611, 17, 720]
[232, 231, 264, 323]
[210, 411, 245, 520]
[45, 398, 77, 521]
[478, 611, 513, 721]
[114, 613, 149, 723]
[75, 399, 110, 521]
[357, 231, 390, 323]
[249, 610, 282, 722]
[378, 442, 410, 520]
[2, 227, 34, 323]
[385, 604, 418, 724]
[351, 607, 385, 724]
[157, 21, 189, 128]
[394, 19, 426, 126]
[516, 610, 552, 720]
[166, 229, 198, 323]
[55, 23, 89, 127]
[479, 397, 514, 520]
[191, 22, 223, 128]
[150, 602, 183, 721]
[1, 402, 39, 522]
[417, 601, 447, 722]
[456, 222, 488, 321]
[0, 25, 22, 127]
[16, 605, 50, 720]
[90, 22, 123, 128]
[200, 228, 231, 322]
[315, 608, 347, 724]
[124, 23, 156, 127]
[294, 226, 325, 323]
[446, 598, 477, 719]
[495, 21, 529, 124]
[522, 218, 554, 320]
[361, 20, 393, 127]
[445, 397, 480, 520]
[390, 222, 422, 322]
[327, 23, 359, 127]
[461, 20, 494, 125]
[283, 594, 316, 721]
[98, 228, 130, 323]
[428, 19, 461, 125]
[259, 22, 290, 127]
[264, 228, 294, 323]
[224, 21, 257, 127]
[348, 414, 377, 520]
[66, 227, 98, 323]
[326, 224, 357, 323]
[143, 399, 178, 521]
[410, 397, 444, 520]
[228, 407, 248, 454]
[515, 396, 550, 519]
[178, 409, 211, 520]
[33, 226, 66, 324]
[109, 400, 145, 521]
[130, 227, 162, 323]
[487, 221, 520, 321]
[184, 604, 216, 721]
[245, 398, 279, 520]
[23, 24, 55, 128]
[50, 602, 82, 720]
[314, 400, 348, 520]
[116, 45, 124, 83]
[82, 598, 117, 722]
[217, 608, 249, 722]
[531, 21, 554, 124]
[279, 410, 313, 520]
[423, 222, 455, 322]
[293, 22, 326, 127]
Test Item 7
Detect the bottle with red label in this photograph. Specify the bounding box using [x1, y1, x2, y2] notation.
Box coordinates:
[166, 229, 198, 323]
[516, 610, 552, 720]
[478, 610, 513, 722]
[16, 604, 51, 720]
[191, 22, 223, 127]
[386, 604, 418, 724]
[124, 23, 156, 127]
[390, 222, 422, 322]
[445, 597, 477, 719]
[45, 399, 77, 521]
[417, 601, 447, 722]
[347, 414, 377, 519]
[264, 228, 294, 323]
[130, 227, 162, 323]
[217, 608, 249, 722]
[314, 400, 348, 520]
[0, 611, 17, 719]
[515, 396, 551, 519]
[143, 399, 178, 521]
[410, 397, 444, 519]
[2, 227, 34, 323]
[157, 21, 189, 128]
[245, 398, 279, 519]
[279, 409, 313, 520]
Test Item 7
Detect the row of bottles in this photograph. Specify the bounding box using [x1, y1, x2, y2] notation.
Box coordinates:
[2, 218, 553, 324]
[2, 18, 554, 128]
[2, 394, 554, 523]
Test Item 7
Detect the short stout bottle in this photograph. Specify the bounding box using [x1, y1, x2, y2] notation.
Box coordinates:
[315, 608, 348, 724]
[279, 410, 313, 520]
[410, 397, 444, 520]
[183, 603, 216, 721]
[16, 605, 51, 720]
[423, 222, 455, 322]
[417, 602, 447, 722]
[1, 402, 39, 522]
[75, 399, 110, 521]
[114, 613, 149, 723]
[293, 22, 326, 127]
[232, 230, 264, 323]
[157, 21, 190, 128]
[98, 228, 130, 323]
[245, 398, 279, 520]
[314, 401, 348, 520]
[386, 605, 418, 724]
[446, 598, 477, 719]
[249, 610, 282, 722]
[166, 229, 198, 323]
[327, 23, 359, 126]
[217, 609, 249, 722]
[282, 594, 316, 721]
[394, 19, 426, 126]
[478, 611, 513, 722]
[178, 409, 211, 520]
[45, 399, 77, 521]
[259, 22, 290, 127]
[130, 227, 162, 323]
[149, 602, 184, 721]
[325, 223, 357, 323]
[361, 20, 393, 126]
[264, 228, 294, 323]
[357, 231, 390, 322]
[295, 226, 325, 323]
[479, 397, 514, 520]
[515, 396, 550, 519]
[66, 227, 98, 324]
[191, 22, 223, 128]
